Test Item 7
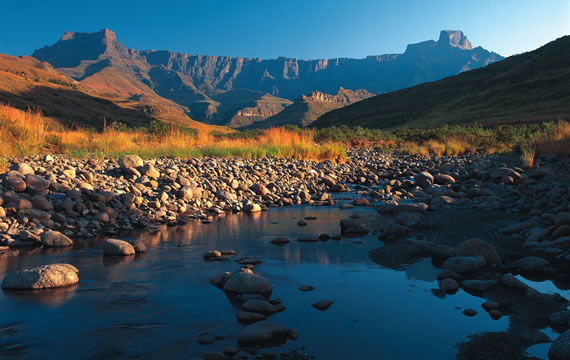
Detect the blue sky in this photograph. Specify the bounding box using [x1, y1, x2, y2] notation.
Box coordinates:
[1, 0, 568, 59]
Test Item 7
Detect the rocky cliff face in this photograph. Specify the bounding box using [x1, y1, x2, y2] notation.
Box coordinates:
[31, 29, 503, 127]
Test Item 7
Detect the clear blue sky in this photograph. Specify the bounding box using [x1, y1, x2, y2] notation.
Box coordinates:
[1, 0, 568, 59]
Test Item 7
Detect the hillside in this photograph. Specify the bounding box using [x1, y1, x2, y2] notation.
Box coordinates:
[252, 88, 373, 128]
[0, 53, 229, 133]
[313, 36, 570, 129]
[31, 29, 502, 128]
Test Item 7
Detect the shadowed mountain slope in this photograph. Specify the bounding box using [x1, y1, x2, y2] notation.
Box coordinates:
[312, 36, 570, 129]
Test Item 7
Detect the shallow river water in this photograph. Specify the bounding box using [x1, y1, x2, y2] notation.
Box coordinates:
[0, 206, 566, 359]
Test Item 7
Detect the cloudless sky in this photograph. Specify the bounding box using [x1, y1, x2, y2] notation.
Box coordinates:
[1, 0, 568, 59]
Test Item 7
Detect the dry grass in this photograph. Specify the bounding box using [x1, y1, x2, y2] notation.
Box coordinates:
[536, 120, 570, 157]
[0, 104, 346, 164]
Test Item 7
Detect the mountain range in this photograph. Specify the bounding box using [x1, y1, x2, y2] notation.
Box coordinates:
[313, 35, 570, 129]
[27, 29, 502, 128]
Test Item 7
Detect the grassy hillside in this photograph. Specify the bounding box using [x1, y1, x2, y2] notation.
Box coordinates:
[313, 36, 570, 129]
[0, 54, 230, 133]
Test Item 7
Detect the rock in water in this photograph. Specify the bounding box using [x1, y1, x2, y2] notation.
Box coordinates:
[2, 264, 79, 289]
[237, 321, 289, 346]
[41, 231, 73, 247]
[312, 299, 333, 311]
[549, 330, 570, 360]
[103, 239, 135, 256]
[443, 256, 486, 273]
[223, 269, 272, 294]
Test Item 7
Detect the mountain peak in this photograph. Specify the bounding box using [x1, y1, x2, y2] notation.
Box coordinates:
[60, 28, 116, 42]
[438, 30, 472, 50]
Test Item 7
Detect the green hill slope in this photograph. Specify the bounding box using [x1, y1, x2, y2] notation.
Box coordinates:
[313, 36, 570, 129]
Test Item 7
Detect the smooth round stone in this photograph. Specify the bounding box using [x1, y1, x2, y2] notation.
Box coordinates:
[2, 264, 79, 289]
[223, 269, 272, 294]
[237, 321, 288, 346]
[270, 237, 289, 245]
[41, 231, 73, 247]
[312, 299, 333, 311]
[463, 309, 478, 317]
[102, 239, 135, 256]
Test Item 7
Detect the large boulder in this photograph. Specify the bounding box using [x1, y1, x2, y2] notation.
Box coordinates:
[509, 256, 550, 273]
[2, 264, 79, 289]
[415, 172, 434, 188]
[340, 219, 370, 235]
[10, 162, 34, 175]
[223, 269, 272, 294]
[25, 175, 50, 192]
[4, 176, 26, 192]
[443, 256, 486, 273]
[549, 330, 570, 360]
[103, 239, 135, 256]
[41, 231, 73, 247]
[237, 321, 289, 346]
[118, 155, 143, 170]
[457, 239, 501, 264]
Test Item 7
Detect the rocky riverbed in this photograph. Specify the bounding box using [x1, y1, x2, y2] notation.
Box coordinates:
[0, 149, 569, 359]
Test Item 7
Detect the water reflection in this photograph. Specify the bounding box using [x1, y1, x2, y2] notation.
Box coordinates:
[3, 284, 78, 307]
[0, 206, 553, 359]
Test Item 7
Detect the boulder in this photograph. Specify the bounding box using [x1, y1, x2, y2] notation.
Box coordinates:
[443, 256, 486, 273]
[340, 219, 370, 235]
[457, 239, 501, 264]
[103, 239, 135, 256]
[2, 264, 78, 289]
[244, 203, 261, 213]
[242, 299, 284, 314]
[236, 311, 267, 323]
[415, 172, 434, 188]
[41, 231, 73, 247]
[10, 162, 34, 175]
[4, 176, 26, 192]
[509, 256, 550, 273]
[549, 330, 570, 360]
[223, 269, 272, 294]
[118, 155, 143, 170]
[434, 174, 455, 185]
[237, 321, 289, 346]
[25, 175, 50, 192]
[127, 239, 147, 253]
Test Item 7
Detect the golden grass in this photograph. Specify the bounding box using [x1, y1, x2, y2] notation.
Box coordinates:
[0, 104, 346, 164]
[520, 144, 536, 168]
[536, 120, 570, 157]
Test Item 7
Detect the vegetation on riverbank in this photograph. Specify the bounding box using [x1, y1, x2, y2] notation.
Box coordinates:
[0, 104, 346, 169]
[1, 103, 569, 172]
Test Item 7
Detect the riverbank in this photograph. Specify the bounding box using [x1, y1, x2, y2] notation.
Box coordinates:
[0, 149, 569, 359]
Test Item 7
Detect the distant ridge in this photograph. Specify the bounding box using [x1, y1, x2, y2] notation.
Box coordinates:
[30, 29, 502, 128]
[312, 36, 570, 129]
[250, 88, 373, 128]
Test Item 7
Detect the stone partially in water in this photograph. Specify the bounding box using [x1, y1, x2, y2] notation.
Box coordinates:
[457, 238, 501, 264]
[223, 269, 272, 294]
[103, 239, 135, 256]
[2, 264, 79, 289]
[549, 330, 570, 360]
[242, 299, 285, 314]
[312, 299, 333, 311]
[236, 311, 267, 323]
[270, 237, 289, 245]
[340, 219, 370, 235]
[443, 256, 486, 273]
[41, 231, 73, 247]
[237, 321, 288, 346]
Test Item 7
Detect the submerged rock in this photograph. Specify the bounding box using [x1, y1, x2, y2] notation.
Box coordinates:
[237, 321, 289, 346]
[2, 264, 79, 289]
[549, 330, 570, 360]
[312, 299, 333, 311]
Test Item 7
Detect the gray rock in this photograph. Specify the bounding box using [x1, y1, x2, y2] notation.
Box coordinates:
[118, 155, 143, 170]
[548, 310, 570, 327]
[339, 219, 370, 235]
[457, 239, 501, 264]
[2, 264, 79, 289]
[236, 311, 267, 323]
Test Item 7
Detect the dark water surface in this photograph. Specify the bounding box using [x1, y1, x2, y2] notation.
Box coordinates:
[0, 206, 549, 359]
